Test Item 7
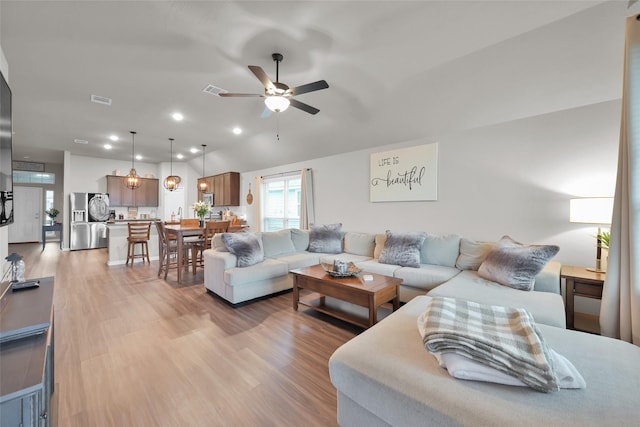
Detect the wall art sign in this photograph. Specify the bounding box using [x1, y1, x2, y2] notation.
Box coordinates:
[370, 143, 438, 202]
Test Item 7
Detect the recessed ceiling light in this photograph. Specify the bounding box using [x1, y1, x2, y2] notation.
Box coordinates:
[109, 135, 119, 141]
[135, 154, 142, 160]
[104, 144, 112, 150]
[172, 112, 184, 121]
[232, 127, 242, 135]
[190, 147, 199, 154]
[176, 153, 184, 159]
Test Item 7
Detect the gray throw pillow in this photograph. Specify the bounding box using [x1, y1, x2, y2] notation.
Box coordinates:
[477, 235, 559, 291]
[308, 223, 343, 254]
[379, 231, 427, 268]
[221, 232, 265, 267]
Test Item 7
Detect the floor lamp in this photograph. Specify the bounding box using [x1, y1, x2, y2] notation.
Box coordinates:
[569, 197, 614, 273]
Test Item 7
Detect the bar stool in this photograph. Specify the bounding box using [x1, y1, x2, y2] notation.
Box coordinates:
[126, 222, 151, 265]
[192, 220, 230, 273]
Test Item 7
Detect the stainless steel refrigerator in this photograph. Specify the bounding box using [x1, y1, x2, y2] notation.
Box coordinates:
[70, 192, 110, 250]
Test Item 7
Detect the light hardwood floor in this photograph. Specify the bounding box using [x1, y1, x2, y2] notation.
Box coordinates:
[11, 242, 360, 427]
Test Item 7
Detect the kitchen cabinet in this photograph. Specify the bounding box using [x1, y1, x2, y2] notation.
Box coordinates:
[197, 172, 239, 206]
[107, 175, 159, 207]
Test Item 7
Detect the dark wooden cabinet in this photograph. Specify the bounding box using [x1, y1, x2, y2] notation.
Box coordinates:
[197, 172, 240, 206]
[107, 175, 159, 207]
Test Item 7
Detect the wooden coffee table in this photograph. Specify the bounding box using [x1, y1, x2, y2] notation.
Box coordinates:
[291, 264, 402, 328]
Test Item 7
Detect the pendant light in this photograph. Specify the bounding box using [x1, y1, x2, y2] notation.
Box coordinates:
[124, 131, 141, 190]
[163, 137, 181, 191]
[198, 144, 208, 193]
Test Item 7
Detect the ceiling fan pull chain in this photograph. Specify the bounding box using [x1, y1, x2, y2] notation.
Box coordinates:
[276, 113, 280, 141]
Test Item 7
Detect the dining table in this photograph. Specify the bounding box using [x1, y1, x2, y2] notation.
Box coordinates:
[164, 224, 204, 284]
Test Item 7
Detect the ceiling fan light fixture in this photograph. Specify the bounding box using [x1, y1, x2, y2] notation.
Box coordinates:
[265, 95, 290, 113]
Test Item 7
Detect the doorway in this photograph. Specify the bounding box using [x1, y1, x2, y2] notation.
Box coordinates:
[9, 186, 43, 243]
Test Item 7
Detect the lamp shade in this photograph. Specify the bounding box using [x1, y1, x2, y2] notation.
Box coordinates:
[569, 197, 614, 224]
[264, 96, 290, 112]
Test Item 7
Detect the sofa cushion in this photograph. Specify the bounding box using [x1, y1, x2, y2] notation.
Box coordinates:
[221, 232, 265, 267]
[379, 231, 427, 268]
[478, 236, 559, 291]
[428, 270, 565, 328]
[308, 223, 343, 253]
[394, 264, 461, 292]
[319, 253, 373, 265]
[212, 233, 229, 252]
[344, 232, 376, 257]
[272, 252, 321, 270]
[373, 233, 386, 259]
[261, 229, 296, 257]
[224, 258, 289, 286]
[420, 234, 461, 267]
[455, 238, 495, 270]
[356, 259, 403, 277]
[290, 228, 310, 252]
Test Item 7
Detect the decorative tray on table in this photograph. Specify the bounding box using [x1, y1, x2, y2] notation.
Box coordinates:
[321, 262, 362, 278]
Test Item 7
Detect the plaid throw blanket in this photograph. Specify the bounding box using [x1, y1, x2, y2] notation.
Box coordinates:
[419, 297, 559, 392]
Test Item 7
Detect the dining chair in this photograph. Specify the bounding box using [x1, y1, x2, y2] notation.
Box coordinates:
[180, 218, 204, 269]
[192, 221, 231, 273]
[126, 222, 151, 265]
[155, 221, 188, 279]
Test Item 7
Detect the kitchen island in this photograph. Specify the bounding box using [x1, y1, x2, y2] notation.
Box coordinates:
[106, 220, 160, 266]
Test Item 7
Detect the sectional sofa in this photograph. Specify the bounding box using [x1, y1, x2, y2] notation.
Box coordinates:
[203, 227, 565, 329]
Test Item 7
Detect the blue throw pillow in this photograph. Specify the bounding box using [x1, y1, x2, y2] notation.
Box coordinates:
[379, 231, 427, 268]
[221, 232, 265, 267]
[308, 223, 343, 254]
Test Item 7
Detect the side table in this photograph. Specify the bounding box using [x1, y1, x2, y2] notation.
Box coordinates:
[42, 223, 63, 250]
[561, 265, 605, 330]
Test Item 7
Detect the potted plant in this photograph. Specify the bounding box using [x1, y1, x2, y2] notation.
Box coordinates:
[45, 208, 59, 224]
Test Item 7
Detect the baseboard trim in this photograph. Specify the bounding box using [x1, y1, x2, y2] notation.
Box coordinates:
[205, 288, 293, 308]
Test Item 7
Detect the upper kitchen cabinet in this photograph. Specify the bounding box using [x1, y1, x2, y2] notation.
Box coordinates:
[107, 175, 159, 207]
[197, 172, 239, 206]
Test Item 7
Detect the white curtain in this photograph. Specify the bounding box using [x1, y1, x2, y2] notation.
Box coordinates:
[254, 176, 264, 232]
[300, 168, 315, 229]
[600, 14, 640, 345]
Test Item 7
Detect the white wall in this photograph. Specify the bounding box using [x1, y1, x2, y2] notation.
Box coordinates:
[241, 99, 620, 314]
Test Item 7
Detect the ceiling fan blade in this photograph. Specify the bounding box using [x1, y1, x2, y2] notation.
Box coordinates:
[248, 65, 275, 91]
[218, 93, 263, 98]
[290, 98, 320, 115]
[289, 80, 329, 96]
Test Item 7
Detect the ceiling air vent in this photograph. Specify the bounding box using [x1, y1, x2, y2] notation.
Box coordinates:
[74, 139, 89, 144]
[202, 85, 227, 96]
[91, 94, 112, 106]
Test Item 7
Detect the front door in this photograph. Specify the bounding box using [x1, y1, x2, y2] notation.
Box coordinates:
[9, 186, 42, 243]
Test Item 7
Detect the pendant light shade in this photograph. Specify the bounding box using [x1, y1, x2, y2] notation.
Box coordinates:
[199, 144, 208, 193]
[125, 131, 141, 190]
[164, 137, 181, 191]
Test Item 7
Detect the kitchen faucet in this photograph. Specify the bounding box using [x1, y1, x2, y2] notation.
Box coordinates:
[177, 207, 182, 220]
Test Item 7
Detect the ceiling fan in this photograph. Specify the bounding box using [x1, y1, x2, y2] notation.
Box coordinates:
[219, 53, 329, 115]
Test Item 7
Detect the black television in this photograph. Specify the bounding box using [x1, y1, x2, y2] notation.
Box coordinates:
[0, 70, 13, 227]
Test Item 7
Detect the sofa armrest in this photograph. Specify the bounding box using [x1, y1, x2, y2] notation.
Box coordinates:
[533, 261, 561, 294]
[204, 249, 238, 270]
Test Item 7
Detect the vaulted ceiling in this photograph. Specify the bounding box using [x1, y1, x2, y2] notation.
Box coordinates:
[0, 1, 635, 173]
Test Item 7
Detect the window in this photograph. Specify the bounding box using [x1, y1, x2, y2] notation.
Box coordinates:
[13, 171, 55, 184]
[45, 190, 54, 211]
[262, 173, 301, 231]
